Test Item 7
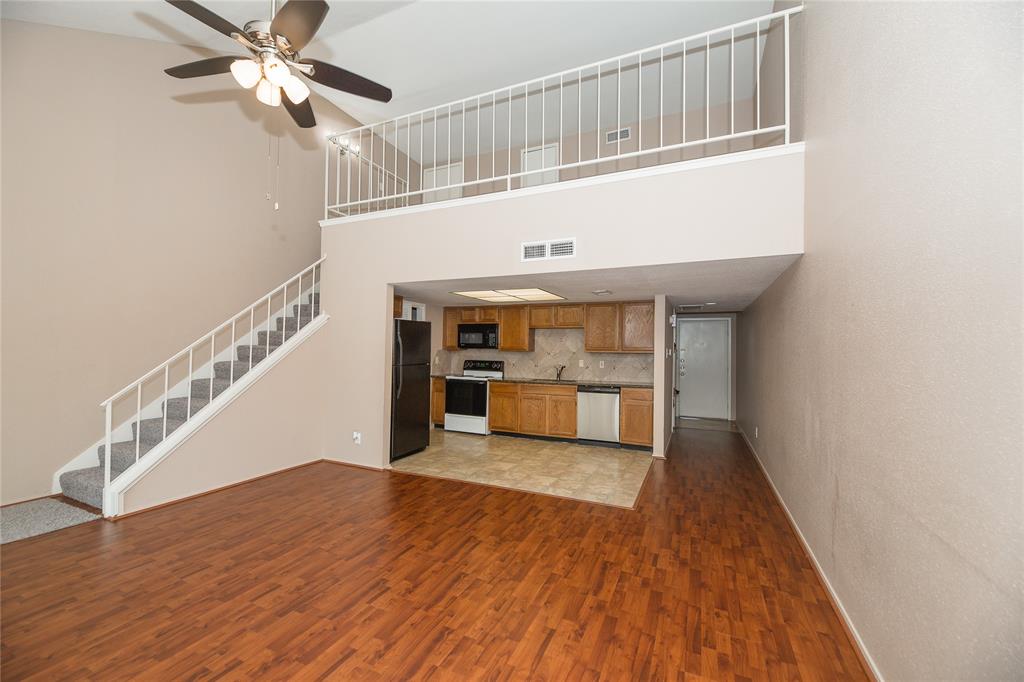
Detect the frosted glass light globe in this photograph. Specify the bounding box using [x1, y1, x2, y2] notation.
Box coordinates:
[229, 59, 261, 89]
[256, 78, 281, 107]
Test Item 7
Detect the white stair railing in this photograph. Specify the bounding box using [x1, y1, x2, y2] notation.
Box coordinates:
[325, 5, 802, 218]
[99, 256, 326, 490]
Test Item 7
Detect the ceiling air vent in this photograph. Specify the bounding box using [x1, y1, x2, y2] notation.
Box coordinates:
[606, 127, 631, 144]
[521, 238, 577, 262]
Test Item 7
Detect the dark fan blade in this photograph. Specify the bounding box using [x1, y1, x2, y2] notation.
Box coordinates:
[283, 97, 317, 128]
[270, 0, 329, 53]
[165, 0, 244, 38]
[300, 59, 392, 103]
[164, 56, 238, 78]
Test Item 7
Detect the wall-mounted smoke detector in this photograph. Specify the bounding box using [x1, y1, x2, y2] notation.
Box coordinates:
[521, 238, 576, 262]
[591, 289, 613, 296]
[606, 127, 631, 144]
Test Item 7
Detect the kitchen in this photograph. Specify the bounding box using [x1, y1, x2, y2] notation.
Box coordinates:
[389, 287, 656, 507]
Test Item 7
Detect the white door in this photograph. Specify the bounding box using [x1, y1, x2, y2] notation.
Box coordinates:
[520, 144, 559, 187]
[423, 162, 464, 202]
[676, 318, 731, 419]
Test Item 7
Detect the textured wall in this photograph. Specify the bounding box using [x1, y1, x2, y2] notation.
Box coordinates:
[0, 20, 358, 504]
[737, 2, 1022, 679]
[437, 327, 654, 384]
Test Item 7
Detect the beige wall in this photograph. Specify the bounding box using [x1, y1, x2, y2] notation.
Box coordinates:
[653, 295, 672, 457]
[320, 148, 804, 469]
[737, 2, 1022, 679]
[0, 20, 358, 503]
[121, 321, 329, 513]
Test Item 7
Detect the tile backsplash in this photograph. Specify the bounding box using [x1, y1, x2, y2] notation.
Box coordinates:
[436, 328, 653, 383]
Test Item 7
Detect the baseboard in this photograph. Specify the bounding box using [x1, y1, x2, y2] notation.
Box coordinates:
[737, 427, 883, 682]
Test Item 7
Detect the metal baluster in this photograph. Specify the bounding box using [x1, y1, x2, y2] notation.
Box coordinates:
[659, 47, 664, 148]
[187, 348, 193, 419]
[357, 129, 362, 212]
[447, 104, 452, 190]
[730, 28, 735, 136]
[578, 70, 582, 163]
[559, 74, 563, 167]
[230, 318, 236, 384]
[705, 34, 710, 141]
[162, 365, 169, 439]
[477, 98, 481, 186]
[322, 143, 329, 219]
[104, 403, 112, 490]
[784, 13, 791, 143]
[682, 40, 687, 143]
[248, 306, 255, 372]
[756, 21, 761, 131]
[265, 295, 271, 358]
[507, 88, 512, 190]
[638, 54, 642, 154]
[541, 77, 546, 176]
[492, 92, 496, 181]
[135, 384, 142, 463]
[208, 332, 215, 402]
[617, 58, 621, 157]
[597, 63, 601, 159]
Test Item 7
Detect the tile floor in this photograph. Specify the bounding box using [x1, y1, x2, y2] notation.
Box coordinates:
[390, 429, 652, 508]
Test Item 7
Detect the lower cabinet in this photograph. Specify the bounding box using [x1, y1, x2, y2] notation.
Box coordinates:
[489, 382, 576, 438]
[619, 387, 654, 446]
[431, 377, 446, 425]
[488, 382, 520, 432]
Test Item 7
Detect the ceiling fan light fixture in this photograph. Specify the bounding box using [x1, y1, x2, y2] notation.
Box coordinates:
[256, 78, 282, 107]
[229, 59, 262, 89]
[283, 74, 310, 104]
[262, 55, 291, 87]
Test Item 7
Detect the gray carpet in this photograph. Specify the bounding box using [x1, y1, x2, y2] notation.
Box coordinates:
[1, 498, 99, 544]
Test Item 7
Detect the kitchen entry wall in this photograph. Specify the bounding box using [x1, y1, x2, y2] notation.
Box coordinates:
[437, 328, 653, 383]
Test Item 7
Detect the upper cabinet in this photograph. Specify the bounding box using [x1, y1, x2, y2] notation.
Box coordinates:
[529, 304, 584, 329]
[442, 300, 653, 354]
[443, 308, 460, 350]
[585, 301, 654, 353]
[620, 301, 655, 352]
[584, 303, 621, 352]
[393, 294, 404, 318]
[498, 305, 533, 351]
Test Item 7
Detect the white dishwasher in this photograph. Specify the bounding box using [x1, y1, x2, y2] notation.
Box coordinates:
[576, 385, 620, 444]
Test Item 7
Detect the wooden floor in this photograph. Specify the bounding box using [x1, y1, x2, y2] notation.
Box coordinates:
[1, 429, 869, 681]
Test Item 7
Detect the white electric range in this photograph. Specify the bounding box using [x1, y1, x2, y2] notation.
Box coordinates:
[443, 360, 505, 435]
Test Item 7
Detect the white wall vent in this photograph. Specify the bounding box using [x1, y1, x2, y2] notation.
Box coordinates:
[521, 238, 577, 262]
[606, 127, 631, 144]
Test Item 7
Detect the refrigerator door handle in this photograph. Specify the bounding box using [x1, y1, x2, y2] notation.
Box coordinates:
[396, 326, 404, 366]
[396, 366, 403, 399]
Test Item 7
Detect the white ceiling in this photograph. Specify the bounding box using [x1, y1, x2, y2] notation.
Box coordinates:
[394, 255, 799, 311]
[1, 1, 773, 126]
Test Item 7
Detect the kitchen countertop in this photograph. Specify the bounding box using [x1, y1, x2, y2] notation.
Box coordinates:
[434, 374, 653, 389]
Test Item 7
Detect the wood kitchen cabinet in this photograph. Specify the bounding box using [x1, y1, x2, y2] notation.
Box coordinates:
[529, 304, 584, 329]
[488, 382, 519, 432]
[553, 304, 584, 328]
[460, 307, 479, 322]
[619, 387, 654, 447]
[584, 303, 621, 352]
[547, 394, 578, 437]
[584, 301, 654, 353]
[519, 384, 577, 438]
[477, 306, 498, 323]
[517, 394, 548, 435]
[443, 308, 460, 350]
[620, 301, 655, 352]
[393, 295, 404, 318]
[498, 305, 533, 351]
[431, 377, 446, 425]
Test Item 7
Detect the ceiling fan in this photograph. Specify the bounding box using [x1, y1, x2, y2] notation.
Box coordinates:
[163, 0, 392, 128]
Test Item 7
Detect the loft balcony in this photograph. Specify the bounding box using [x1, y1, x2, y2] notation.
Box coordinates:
[323, 6, 802, 221]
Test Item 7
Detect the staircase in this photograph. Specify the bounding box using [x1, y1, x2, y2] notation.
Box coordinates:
[59, 259, 324, 512]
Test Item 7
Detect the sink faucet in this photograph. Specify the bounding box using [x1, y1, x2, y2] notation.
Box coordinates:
[556, 365, 567, 381]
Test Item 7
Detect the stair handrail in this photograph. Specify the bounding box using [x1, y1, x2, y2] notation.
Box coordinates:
[100, 255, 327, 492]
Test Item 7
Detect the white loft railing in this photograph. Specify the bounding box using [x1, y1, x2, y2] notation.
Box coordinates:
[98, 257, 325, 491]
[325, 5, 802, 219]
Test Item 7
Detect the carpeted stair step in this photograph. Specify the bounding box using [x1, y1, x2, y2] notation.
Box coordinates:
[98, 439, 159, 472]
[131, 416, 187, 444]
[291, 303, 320, 318]
[275, 315, 313, 333]
[236, 344, 279, 364]
[190, 377, 231, 400]
[214, 360, 253, 381]
[59, 467, 105, 510]
[256, 330, 286, 347]
[163, 396, 209, 420]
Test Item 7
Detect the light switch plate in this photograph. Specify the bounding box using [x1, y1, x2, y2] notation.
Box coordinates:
[353, 431, 362, 445]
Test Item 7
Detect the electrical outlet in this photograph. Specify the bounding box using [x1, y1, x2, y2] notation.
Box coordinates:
[754, 427, 758, 438]
[353, 431, 362, 445]
[578, 359, 584, 367]
[599, 360, 605, 369]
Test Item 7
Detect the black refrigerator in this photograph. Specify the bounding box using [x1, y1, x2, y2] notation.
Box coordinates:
[390, 319, 431, 461]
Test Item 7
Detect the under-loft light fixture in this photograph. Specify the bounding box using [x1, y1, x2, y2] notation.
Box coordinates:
[452, 288, 565, 303]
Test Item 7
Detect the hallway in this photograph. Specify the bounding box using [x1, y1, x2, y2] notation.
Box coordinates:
[1, 429, 868, 680]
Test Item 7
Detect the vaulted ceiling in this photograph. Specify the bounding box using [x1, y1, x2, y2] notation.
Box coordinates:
[1, 1, 773, 126]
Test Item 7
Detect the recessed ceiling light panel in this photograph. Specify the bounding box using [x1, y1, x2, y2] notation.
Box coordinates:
[453, 288, 564, 303]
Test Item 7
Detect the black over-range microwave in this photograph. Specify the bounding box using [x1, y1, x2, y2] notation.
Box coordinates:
[457, 324, 498, 349]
